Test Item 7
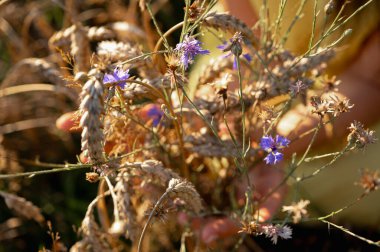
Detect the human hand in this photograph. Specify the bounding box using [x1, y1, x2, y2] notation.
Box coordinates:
[178, 163, 287, 248]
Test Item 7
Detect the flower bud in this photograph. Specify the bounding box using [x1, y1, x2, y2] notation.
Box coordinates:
[324, 0, 336, 15]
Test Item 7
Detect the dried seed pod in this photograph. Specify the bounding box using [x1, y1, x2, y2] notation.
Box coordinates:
[347, 121, 377, 148]
[324, 0, 336, 15]
[0, 191, 44, 224]
[355, 169, 380, 193]
[328, 94, 354, 117]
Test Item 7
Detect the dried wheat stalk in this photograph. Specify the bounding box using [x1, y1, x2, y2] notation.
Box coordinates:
[166, 178, 203, 214]
[79, 69, 105, 164]
[49, 25, 115, 51]
[97, 41, 141, 63]
[2, 58, 67, 87]
[198, 56, 234, 85]
[0, 191, 44, 224]
[71, 24, 91, 73]
[109, 22, 146, 42]
[76, 199, 112, 252]
[203, 12, 258, 45]
[123, 77, 169, 101]
[111, 168, 139, 241]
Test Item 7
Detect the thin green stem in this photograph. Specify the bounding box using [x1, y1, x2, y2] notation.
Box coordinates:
[264, 98, 292, 136]
[280, 0, 308, 46]
[273, 0, 288, 42]
[0, 164, 91, 179]
[260, 119, 322, 202]
[298, 143, 353, 181]
[138, 190, 171, 252]
[170, 76, 188, 179]
[0, 146, 156, 179]
[286, 0, 373, 71]
[236, 56, 246, 154]
[296, 118, 322, 166]
[187, 0, 218, 34]
[153, 22, 184, 54]
[259, 153, 297, 204]
[181, 88, 221, 144]
[304, 151, 340, 162]
[180, 0, 191, 42]
[145, 3, 170, 50]
[118, 50, 168, 66]
[319, 220, 380, 247]
[307, 0, 319, 52]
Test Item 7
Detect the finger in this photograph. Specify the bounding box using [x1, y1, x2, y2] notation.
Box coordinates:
[56, 111, 81, 132]
[276, 104, 322, 155]
[79, 151, 89, 163]
[235, 163, 287, 222]
[200, 217, 240, 246]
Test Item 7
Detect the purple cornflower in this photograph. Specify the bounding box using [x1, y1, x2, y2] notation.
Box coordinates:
[175, 35, 209, 69]
[261, 224, 292, 244]
[103, 68, 130, 89]
[260, 135, 290, 165]
[146, 105, 164, 127]
[217, 42, 252, 69]
[289, 80, 308, 97]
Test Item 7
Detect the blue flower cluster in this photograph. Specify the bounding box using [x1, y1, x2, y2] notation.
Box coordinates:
[103, 68, 130, 89]
[260, 135, 290, 165]
[175, 35, 209, 69]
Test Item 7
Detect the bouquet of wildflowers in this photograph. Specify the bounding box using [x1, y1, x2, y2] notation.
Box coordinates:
[0, 0, 379, 251]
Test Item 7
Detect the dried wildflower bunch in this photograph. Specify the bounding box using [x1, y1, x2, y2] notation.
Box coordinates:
[0, 0, 379, 251]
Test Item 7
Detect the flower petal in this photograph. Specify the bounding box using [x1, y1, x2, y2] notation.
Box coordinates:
[276, 135, 290, 148]
[260, 135, 274, 151]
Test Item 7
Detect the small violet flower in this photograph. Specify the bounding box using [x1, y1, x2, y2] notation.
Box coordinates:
[261, 224, 292, 244]
[217, 41, 252, 69]
[146, 104, 164, 127]
[103, 68, 130, 89]
[175, 35, 209, 69]
[260, 135, 290, 165]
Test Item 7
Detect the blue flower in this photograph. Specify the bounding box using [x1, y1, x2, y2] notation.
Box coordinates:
[146, 105, 164, 127]
[175, 35, 209, 69]
[217, 42, 252, 69]
[260, 135, 290, 165]
[103, 68, 130, 89]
